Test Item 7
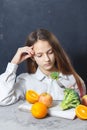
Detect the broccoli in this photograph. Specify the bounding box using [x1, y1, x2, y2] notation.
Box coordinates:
[60, 88, 81, 110]
[50, 72, 59, 80]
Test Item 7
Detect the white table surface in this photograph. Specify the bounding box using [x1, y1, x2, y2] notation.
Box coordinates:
[0, 100, 87, 130]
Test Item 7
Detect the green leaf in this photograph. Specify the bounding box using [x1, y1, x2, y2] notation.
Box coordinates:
[50, 72, 59, 80]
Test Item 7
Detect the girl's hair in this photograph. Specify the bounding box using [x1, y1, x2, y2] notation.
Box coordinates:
[25, 28, 84, 96]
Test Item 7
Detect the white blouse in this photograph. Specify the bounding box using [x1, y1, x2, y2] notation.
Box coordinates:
[0, 62, 86, 106]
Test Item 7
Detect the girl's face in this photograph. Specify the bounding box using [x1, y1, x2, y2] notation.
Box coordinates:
[33, 40, 56, 75]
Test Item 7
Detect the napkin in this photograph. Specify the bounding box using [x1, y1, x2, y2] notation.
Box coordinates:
[18, 101, 76, 120]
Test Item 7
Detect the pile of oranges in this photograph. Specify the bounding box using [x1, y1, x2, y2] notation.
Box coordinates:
[25, 90, 48, 119]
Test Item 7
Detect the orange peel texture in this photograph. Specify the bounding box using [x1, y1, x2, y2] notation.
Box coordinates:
[31, 102, 48, 119]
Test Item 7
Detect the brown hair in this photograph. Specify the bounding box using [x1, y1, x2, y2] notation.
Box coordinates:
[25, 28, 84, 96]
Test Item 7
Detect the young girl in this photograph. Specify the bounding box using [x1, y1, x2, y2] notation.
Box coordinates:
[0, 29, 86, 106]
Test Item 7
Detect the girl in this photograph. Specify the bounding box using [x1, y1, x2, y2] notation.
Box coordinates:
[0, 29, 86, 106]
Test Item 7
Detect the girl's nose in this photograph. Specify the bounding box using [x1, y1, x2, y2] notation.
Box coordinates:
[44, 54, 50, 61]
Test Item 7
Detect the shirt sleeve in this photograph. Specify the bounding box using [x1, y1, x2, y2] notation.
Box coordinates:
[0, 63, 25, 106]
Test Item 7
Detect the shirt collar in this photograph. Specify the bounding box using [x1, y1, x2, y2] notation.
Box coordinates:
[59, 73, 69, 80]
[34, 67, 68, 81]
[34, 67, 46, 81]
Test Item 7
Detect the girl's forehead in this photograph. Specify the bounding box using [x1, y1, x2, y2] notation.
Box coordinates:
[33, 40, 52, 52]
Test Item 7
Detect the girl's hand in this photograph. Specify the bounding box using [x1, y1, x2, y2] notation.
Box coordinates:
[11, 46, 34, 64]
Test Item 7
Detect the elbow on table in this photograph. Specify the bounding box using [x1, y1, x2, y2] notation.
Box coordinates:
[0, 95, 18, 106]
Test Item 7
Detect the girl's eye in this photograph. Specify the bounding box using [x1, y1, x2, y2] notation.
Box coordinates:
[35, 54, 42, 57]
[48, 50, 53, 54]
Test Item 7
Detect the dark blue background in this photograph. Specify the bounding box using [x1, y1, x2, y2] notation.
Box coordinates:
[0, 0, 87, 86]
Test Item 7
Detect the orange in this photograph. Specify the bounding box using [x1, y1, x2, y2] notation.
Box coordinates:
[31, 102, 48, 119]
[75, 105, 87, 119]
[25, 90, 39, 104]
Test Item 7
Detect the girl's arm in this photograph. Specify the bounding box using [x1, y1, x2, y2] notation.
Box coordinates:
[0, 63, 21, 105]
[0, 46, 34, 106]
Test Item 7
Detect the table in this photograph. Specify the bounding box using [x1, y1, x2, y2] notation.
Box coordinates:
[0, 101, 87, 130]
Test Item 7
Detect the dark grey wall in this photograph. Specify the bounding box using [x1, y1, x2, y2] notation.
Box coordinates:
[0, 0, 87, 85]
